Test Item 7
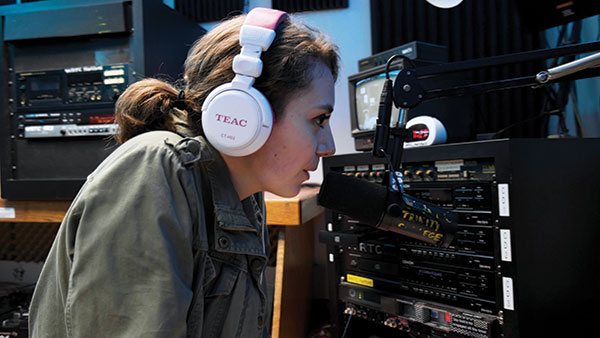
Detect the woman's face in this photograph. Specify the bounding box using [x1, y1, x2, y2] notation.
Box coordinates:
[251, 62, 336, 197]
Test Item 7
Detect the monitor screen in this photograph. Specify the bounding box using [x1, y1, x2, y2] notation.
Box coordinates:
[348, 62, 476, 151]
[354, 70, 400, 131]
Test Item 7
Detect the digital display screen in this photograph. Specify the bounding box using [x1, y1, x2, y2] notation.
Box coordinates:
[429, 189, 452, 203]
[412, 188, 453, 204]
[89, 115, 115, 124]
[354, 70, 401, 131]
[29, 76, 60, 92]
[67, 72, 103, 87]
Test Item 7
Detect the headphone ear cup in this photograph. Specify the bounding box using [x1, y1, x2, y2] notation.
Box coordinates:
[201, 83, 273, 157]
[200, 8, 287, 157]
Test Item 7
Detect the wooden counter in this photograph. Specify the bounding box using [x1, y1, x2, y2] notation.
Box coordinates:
[1, 185, 324, 338]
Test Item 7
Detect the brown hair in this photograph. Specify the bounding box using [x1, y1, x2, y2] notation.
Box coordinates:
[115, 14, 340, 144]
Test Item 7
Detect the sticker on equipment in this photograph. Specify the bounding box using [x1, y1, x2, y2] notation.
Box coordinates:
[502, 277, 515, 310]
[498, 183, 510, 217]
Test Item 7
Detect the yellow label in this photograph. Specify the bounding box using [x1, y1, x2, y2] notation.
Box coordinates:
[346, 274, 374, 287]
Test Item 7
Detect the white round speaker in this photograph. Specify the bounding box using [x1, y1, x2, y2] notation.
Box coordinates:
[425, 0, 463, 9]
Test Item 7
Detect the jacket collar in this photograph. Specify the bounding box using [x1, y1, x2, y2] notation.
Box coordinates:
[173, 111, 264, 233]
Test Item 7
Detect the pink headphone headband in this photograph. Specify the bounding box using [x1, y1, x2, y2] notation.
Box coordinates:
[244, 7, 288, 30]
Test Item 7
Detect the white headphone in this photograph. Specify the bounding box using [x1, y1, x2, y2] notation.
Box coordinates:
[201, 8, 289, 157]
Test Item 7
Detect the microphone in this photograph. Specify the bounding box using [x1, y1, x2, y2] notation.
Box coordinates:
[318, 171, 458, 248]
[372, 77, 393, 157]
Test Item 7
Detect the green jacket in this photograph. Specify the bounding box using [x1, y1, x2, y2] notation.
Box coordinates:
[29, 131, 271, 338]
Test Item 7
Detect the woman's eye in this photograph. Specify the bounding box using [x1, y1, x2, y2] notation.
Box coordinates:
[314, 114, 331, 128]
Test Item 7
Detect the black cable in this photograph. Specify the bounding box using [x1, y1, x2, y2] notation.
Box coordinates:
[540, 85, 563, 137]
[552, 25, 569, 67]
[379, 54, 414, 171]
[539, 92, 551, 137]
[570, 91, 586, 137]
[373, 54, 415, 161]
[382, 150, 403, 192]
[385, 54, 416, 80]
[556, 111, 568, 135]
[492, 111, 551, 139]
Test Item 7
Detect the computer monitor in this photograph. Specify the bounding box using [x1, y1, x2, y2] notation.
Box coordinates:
[348, 63, 475, 151]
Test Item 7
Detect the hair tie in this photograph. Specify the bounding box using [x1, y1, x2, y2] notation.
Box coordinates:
[173, 90, 187, 110]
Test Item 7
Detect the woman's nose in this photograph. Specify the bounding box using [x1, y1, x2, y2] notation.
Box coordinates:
[316, 124, 336, 157]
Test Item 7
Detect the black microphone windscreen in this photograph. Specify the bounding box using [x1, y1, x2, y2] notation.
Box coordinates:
[318, 171, 387, 225]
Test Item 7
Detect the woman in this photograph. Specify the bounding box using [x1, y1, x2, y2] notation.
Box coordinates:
[29, 7, 339, 338]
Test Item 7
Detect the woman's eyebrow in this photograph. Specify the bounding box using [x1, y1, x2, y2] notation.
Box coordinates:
[314, 104, 334, 114]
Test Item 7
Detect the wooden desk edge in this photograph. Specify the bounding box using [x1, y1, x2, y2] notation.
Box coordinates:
[264, 186, 323, 226]
[0, 199, 71, 223]
[1, 185, 324, 225]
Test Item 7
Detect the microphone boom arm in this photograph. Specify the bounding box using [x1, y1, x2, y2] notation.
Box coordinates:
[536, 51, 600, 83]
[392, 40, 600, 111]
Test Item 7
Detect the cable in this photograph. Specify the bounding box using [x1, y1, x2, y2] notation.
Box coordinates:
[385, 54, 416, 80]
[340, 312, 352, 338]
[540, 85, 562, 137]
[381, 150, 403, 193]
[375, 56, 414, 171]
[552, 25, 569, 67]
[492, 112, 551, 139]
[570, 91, 587, 137]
